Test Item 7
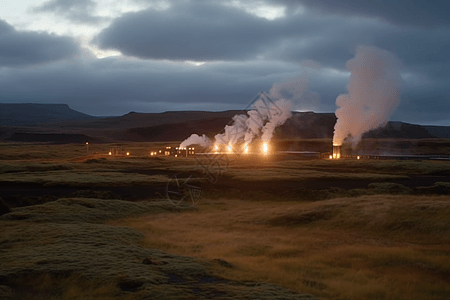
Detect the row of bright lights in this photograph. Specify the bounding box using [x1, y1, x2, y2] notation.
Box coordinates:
[329, 154, 361, 160]
[103, 149, 361, 159]
[165, 146, 195, 150]
[95, 143, 359, 160]
[109, 152, 129, 155]
[103, 143, 271, 156]
[215, 143, 268, 154]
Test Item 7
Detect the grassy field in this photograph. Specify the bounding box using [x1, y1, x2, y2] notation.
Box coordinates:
[0, 141, 450, 299]
[111, 195, 450, 300]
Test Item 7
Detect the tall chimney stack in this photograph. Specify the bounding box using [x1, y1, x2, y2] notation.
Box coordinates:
[333, 145, 342, 159]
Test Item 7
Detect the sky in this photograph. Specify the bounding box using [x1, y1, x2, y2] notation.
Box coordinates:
[0, 0, 449, 125]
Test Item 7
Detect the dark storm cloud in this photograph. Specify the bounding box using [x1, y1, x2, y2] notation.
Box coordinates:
[268, 18, 450, 79]
[0, 58, 299, 116]
[31, 0, 105, 24]
[95, 1, 450, 76]
[276, 0, 450, 28]
[94, 1, 329, 61]
[94, 0, 450, 116]
[0, 19, 80, 67]
[1, 0, 449, 125]
[0, 52, 448, 124]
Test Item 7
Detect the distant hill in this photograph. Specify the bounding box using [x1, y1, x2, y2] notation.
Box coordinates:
[0, 103, 97, 126]
[363, 122, 435, 139]
[0, 107, 449, 143]
[4, 132, 96, 144]
[42, 110, 244, 130]
[122, 116, 235, 142]
[423, 126, 450, 138]
[117, 111, 336, 142]
[116, 112, 439, 142]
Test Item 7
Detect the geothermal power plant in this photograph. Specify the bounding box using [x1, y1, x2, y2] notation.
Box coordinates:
[146, 47, 448, 162]
[143, 141, 448, 161]
[98, 47, 448, 162]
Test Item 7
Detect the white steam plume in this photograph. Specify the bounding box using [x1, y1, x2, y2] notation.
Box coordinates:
[179, 73, 317, 150]
[333, 46, 403, 147]
[181, 92, 295, 150]
[212, 93, 293, 148]
[214, 114, 248, 146]
[240, 95, 292, 145]
[179, 134, 212, 149]
[261, 98, 293, 142]
[244, 108, 264, 144]
[269, 72, 321, 112]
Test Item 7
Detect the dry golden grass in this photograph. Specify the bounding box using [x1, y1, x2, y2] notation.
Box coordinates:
[222, 167, 407, 182]
[7, 273, 133, 300]
[0, 142, 201, 188]
[275, 159, 450, 176]
[1, 198, 314, 300]
[0, 142, 179, 161]
[1, 142, 450, 191]
[0, 170, 169, 187]
[2, 142, 450, 299]
[112, 195, 450, 300]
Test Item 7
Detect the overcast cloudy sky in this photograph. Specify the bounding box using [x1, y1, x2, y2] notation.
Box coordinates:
[0, 0, 449, 125]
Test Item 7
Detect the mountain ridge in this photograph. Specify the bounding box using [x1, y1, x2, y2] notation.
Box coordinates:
[0, 103, 98, 126]
[0, 104, 449, 143]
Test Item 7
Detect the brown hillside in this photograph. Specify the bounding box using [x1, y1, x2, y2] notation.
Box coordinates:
[121, 117, 232, 142]
[42, 110, 243, 130]
[0, 110, 445, 144]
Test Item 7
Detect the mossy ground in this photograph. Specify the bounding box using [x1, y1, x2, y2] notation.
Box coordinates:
[0, 198, 313, 300]
[1, 141, 450, 299]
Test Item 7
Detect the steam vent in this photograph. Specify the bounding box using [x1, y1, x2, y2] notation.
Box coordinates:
[332, 145, 342, 159]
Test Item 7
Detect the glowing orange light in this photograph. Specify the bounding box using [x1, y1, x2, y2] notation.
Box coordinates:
[108, 152, 111, 155]
[244, 144, 248, 154]
[329, 155, 332, 159]
[357, 156, 360, 160]
[262, 143, 268, 153]
[228, 144, 232, 152]
[126, 152, 130, 156]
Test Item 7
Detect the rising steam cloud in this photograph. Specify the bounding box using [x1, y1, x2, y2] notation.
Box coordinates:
[179, 92, 293, 149]
[179, 134, 211, 149]
[269, 75, 319, 112]
[179, 71, 321, 149]
[333, 46, 403, 146]
[213, 96, 293, 146]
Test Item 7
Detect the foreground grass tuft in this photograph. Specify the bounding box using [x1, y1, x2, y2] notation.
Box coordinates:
[1, 197, 190, 223]
[269, 195, 450, 238]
